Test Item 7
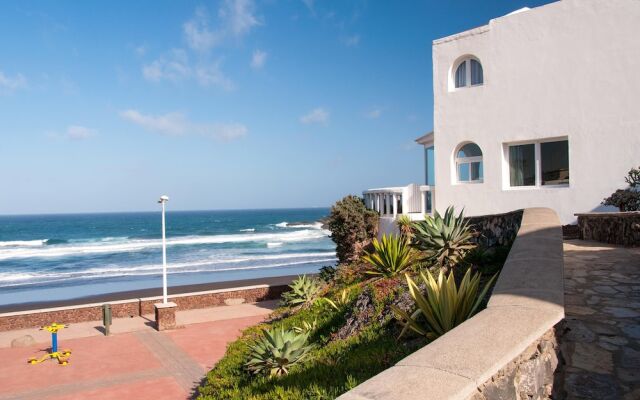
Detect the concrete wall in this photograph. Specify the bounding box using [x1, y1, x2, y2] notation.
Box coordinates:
[338, 207, 564, 399]
[431, 0, 640, 224]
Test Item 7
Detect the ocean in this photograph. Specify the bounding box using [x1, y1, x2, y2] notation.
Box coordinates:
[0, 208, 335, 306]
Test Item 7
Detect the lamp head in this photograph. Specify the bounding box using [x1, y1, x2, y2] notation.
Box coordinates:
[158, 195, 169, 203]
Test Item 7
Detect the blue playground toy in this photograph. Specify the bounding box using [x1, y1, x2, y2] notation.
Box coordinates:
[27, 323, 72, 366]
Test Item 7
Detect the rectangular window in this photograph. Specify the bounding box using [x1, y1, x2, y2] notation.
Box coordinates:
[509, 144, 535, 186]
[506, 139, 569, 188]
[541, 140, 569, 185]
[470, 161, 483, 181]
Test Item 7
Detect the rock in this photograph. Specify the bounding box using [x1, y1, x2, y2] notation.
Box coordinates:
[11, 335, 35, 348]
[593, 286, 618, 295]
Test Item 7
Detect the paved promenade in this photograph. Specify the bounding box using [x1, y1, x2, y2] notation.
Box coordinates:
[562, 240, 640, 400]
[0, 300, 277, 400]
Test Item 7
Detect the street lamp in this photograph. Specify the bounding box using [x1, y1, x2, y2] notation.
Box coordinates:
[158, 195, 169, 304]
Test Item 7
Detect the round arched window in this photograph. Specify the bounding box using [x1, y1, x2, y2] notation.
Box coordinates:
[456, 142, 483, 183]
[454, 57, 483, 88]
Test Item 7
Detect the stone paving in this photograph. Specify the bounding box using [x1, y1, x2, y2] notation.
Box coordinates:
[561, 240, 640, 400]
[0, 301, 276, 400]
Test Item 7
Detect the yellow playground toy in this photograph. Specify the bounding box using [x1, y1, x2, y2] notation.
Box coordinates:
[27, 323, 72, 366]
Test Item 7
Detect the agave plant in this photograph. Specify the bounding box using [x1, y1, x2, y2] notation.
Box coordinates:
[245, 327, 314, 377]
[293, 318, 318, 334]
[391, 268, 496, 340]
[321, 288, 351, 311]
[412, 206, 476, 271]
[363, 234, 416, 278]
[396, 214, 415, 239]
[281, 275, 322, 307]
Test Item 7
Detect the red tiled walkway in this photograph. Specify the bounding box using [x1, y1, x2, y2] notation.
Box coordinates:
[0, 315, 264, 400]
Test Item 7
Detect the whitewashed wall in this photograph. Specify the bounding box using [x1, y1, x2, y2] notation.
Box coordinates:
[432, 0, 640, 224]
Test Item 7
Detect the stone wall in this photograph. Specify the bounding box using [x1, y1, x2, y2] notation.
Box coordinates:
[338, 208, 564, 400]
[576, 212, 640, 246]
[0, 284, 287, 332]
[471, 327, 562, 400]
[467, 209, 523, 248]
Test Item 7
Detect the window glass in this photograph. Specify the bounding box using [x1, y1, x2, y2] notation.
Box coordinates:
[470, 59, 483, 85]
[458, 163, 470, 182]
[470, 162, 483, 181]
[541, 140, 569, 185]
[509, 144, 536, 186]
[455, 62, 466, 88]
[457, 143, 482, 158]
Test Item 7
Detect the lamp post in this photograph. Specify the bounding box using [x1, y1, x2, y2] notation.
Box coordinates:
[158, 195, 169, 304]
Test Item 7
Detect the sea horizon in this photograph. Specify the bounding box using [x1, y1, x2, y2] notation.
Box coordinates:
[0, 208, 336, 306]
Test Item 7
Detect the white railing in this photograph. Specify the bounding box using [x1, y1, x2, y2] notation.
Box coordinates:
[363, 184, 434, 218]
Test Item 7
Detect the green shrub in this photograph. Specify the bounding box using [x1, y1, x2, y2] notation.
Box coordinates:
[318, 265, 336, 283]
[391, 268, 496, 340]
[281, 275, 322, 307]
[602, 165, 640, 211]
[245, 327, 314, 377]
[411, 206, 476, 272]
[327, 195, 378, 264]
[363, 234, 416, 278]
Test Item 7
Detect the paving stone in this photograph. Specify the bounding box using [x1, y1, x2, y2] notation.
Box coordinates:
[570, 343, 614, 374]
[564, 372, 620, 400]
[599, 335, 628, 346]
[621, 324, 640, 339]
[602, 307, 640, 318]
[593, 286, 619, 295]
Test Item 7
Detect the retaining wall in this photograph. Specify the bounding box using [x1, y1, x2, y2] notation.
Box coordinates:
[339, 207, 564, 400]
[0, 283, 287, 332]
[575, 211, 640, 246]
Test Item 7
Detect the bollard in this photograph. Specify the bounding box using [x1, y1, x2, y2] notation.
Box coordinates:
[102, 304, 112, 336]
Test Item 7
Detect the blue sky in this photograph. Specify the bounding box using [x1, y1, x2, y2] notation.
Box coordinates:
[0, 0, 552, 214]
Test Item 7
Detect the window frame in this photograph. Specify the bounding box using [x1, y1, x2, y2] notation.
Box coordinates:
[453, 57, 484, 89]
[455, 143, 484, 184]
[503, 137, 570, 190]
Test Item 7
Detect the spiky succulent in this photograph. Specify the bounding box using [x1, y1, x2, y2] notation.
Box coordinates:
[321, 288, 351, 311]
[281, 275, 322, 307]
[362, 234, 416, 278]
[245, 327, 314, 377]
[411, 206, 476, 271]
[391, 268, 496, 340]
[293, 318, 318, 334]
[396, 214, 414, 239]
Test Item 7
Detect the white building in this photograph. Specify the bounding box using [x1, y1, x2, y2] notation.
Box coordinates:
[364, 0, 640, 227]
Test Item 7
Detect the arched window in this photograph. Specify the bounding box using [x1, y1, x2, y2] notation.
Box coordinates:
[456, 142, 483, 183]
[454, 57, 483, 88]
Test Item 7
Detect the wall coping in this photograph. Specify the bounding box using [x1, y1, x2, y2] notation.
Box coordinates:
[0, 283, 272, 318]
[575, 211, 640, 217]
[338, 207, 565, 400]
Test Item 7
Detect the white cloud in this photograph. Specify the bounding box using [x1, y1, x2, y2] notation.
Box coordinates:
[120, 109, 247, 141]
[47, 125, 97, 141]
[0, 70, 27, 93]
[366, 107, 382, 119]
[343, 35, 360, 47]
[220, 0, 260, 37]
[301, 0, 315, 12]
[134, 45, 146, 57]
[120, 110, 189, 136]
[195, 61, 234, 91]
[300, 107, 329, 125]
[251, 50, 267, 69]
[183, 7, 221, 53]
[142, 49, 191, 82]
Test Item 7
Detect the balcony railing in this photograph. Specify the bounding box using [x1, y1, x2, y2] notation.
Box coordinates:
[363, 184, 434, 218]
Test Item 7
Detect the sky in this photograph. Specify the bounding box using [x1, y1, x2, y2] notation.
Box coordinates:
[0, 0, 553, 214]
